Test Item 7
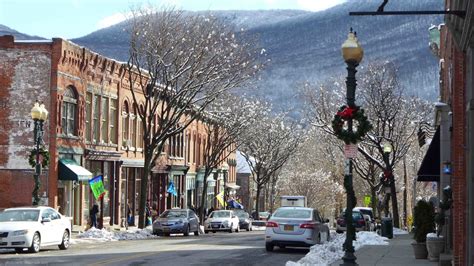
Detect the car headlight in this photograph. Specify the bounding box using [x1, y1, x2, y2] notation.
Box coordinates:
[176, 220, 183, 224]
[12, 229, 29, 236]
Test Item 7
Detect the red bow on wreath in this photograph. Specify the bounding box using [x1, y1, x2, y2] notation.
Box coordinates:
[337, 106, 357, 120]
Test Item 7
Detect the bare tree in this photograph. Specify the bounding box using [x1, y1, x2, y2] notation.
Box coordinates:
[124, 7, 264, 228]
[304, 61, 430, 228]
[197, 95, 259, 222]
[277, 127, 345, 218]
[239, 105, 302, 219]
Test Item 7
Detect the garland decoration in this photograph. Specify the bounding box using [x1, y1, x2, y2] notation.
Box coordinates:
[28, 147, 50, 168]
[332, 105, 372, 144]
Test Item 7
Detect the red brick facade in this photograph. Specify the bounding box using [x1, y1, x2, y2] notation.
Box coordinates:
[0, 35, 237, 229]
[439, 0, 473, 263]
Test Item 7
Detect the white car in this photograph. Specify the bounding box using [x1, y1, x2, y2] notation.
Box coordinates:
[0, 206, 72, 253]
[265, 207, 330, 251]
[204, 210, 240, 233]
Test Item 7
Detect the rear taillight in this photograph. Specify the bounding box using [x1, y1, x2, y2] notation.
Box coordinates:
[300, 223, 316, 229]
[337, 218, 344, 225]
[357, 219, 365, 226]
[266, 221, 278, 227]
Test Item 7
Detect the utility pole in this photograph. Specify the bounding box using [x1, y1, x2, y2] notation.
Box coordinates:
[403, 157, 407, 229]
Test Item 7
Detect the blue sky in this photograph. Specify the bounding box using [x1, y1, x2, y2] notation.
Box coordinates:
[0, 0, 346, 39]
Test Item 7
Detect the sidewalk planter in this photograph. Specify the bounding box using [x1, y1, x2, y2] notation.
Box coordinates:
[411, 242, 428, 259]
[426, 234, 444, 261]
[412, 200, 435, 259]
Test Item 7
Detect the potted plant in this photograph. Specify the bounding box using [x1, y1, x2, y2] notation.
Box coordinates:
[427, 187, 452, 261]
[412, 199, 435, 259]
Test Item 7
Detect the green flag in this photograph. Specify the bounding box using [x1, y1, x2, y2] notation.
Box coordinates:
[89, 175, 106, 200]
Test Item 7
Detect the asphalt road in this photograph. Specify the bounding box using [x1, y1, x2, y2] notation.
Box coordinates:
[0, 231, 308, 266]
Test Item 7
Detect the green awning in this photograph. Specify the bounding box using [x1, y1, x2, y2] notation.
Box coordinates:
[58, 159, 93, 181]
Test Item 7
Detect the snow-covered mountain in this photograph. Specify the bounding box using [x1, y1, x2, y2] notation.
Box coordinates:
[2, 0, 443, 112]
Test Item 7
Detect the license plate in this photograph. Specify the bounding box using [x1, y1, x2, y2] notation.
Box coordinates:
[284, 225, 293, 231]
[212, 225, 219, 228]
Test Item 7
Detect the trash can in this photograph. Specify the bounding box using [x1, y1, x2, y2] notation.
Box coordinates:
[381, 217, 393, 239]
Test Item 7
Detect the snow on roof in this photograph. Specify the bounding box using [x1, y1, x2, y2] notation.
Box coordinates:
[236, 150, 253, 174]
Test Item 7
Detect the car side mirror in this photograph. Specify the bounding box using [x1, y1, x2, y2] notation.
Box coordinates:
[42, 217, 51, 223]
[232, 215, 237, 218]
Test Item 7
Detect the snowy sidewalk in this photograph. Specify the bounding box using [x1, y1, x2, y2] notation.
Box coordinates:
[330, 233, 437, 266]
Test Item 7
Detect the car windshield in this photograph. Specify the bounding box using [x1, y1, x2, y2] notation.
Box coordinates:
[272, 209, 311, 219]
[236, 212, 249, 219]
[341, 211, 363, 220]
[358, 209, 374, 218]
[210, 211, 231, 218]
[0, 210, 40, 222]
[161, 210, 187, 218]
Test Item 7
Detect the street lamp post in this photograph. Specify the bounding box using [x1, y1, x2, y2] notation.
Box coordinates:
[382, 143, 393, 217]
[30, 101, 48, 206]
[222, 161, 229, 210]
[340, 28, 364, 266]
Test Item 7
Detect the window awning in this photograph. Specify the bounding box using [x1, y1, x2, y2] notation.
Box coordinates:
[58, 159, 93, 181]
[417, 127, 440, 182]
[225, 183, 241, 190]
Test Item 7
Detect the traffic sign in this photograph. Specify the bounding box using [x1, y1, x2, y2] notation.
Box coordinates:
[344, 144, 358, 159]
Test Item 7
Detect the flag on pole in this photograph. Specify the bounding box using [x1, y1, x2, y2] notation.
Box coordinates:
[89, 175, 106, 200]
[167, 181, 177, 196]
[216, 191, 227, 207]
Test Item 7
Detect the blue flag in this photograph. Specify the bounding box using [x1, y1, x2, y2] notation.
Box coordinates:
[167, 181, 177, 196]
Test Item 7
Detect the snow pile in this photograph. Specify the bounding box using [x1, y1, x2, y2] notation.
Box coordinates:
[287, 231, 389, 266]
[73, 227, 157, 243]
[393, 227, 409, 235]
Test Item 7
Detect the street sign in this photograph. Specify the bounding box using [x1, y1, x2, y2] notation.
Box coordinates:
[364, 195, 371, 207]
[344, 144, 358, 159]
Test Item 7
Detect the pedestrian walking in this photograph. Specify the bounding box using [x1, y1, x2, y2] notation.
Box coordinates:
[127, 203, 134, 226]
[145, 201, 152, 226]
[90, 203, 99, 228]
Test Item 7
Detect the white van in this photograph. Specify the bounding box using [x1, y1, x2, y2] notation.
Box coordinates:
[280, 196, 307, 207]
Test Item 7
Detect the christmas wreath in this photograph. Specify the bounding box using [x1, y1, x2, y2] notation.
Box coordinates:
[28, 147, 50, 168]
[332, 105, 372, 144]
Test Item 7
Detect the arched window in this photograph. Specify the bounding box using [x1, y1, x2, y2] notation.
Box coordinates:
[62, 86, 77, 136]
[131, 104, 138, 148]
[122, 101, 129, 147]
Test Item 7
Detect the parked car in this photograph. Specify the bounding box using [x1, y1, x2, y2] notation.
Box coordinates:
[152, 209, 200, 236]
[204, 210, 240, 233]
[233, 210, 253, 231]
[252, 211, 271, 221]
[265, 207, 330, 251]
[336, 210, 367, 233]
[353, 207, 375, 231]
[0, 206, 71, 253]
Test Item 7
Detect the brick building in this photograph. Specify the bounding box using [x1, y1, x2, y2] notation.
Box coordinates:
[417, 0, 473, 264]
[0, 35, 237, 229]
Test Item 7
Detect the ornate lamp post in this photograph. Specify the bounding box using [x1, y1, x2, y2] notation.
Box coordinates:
[339, 28, 364, 266]
[381, 142, 393, 216]
[30, 101, 48, 206]
[222, 161, 229, 210]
